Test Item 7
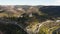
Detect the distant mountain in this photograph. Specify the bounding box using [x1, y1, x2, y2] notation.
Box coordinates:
[40, 6, 60, 18]
[14, 5, 31, 11]
[0, 5, 60, 18]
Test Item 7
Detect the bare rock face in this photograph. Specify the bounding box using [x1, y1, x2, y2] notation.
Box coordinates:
[26, 7, 42, 14]
[0, 5, 26, 17]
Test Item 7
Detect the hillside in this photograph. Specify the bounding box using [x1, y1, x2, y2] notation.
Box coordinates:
[0, 5, 60, 34]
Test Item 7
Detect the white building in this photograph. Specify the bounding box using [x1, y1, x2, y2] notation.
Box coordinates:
[56, 20, 60, 22]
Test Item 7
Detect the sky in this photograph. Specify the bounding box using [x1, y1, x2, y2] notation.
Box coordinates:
[0, 0, 60, 5]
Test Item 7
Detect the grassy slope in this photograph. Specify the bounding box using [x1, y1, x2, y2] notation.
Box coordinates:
[38, 21, 60, 34]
